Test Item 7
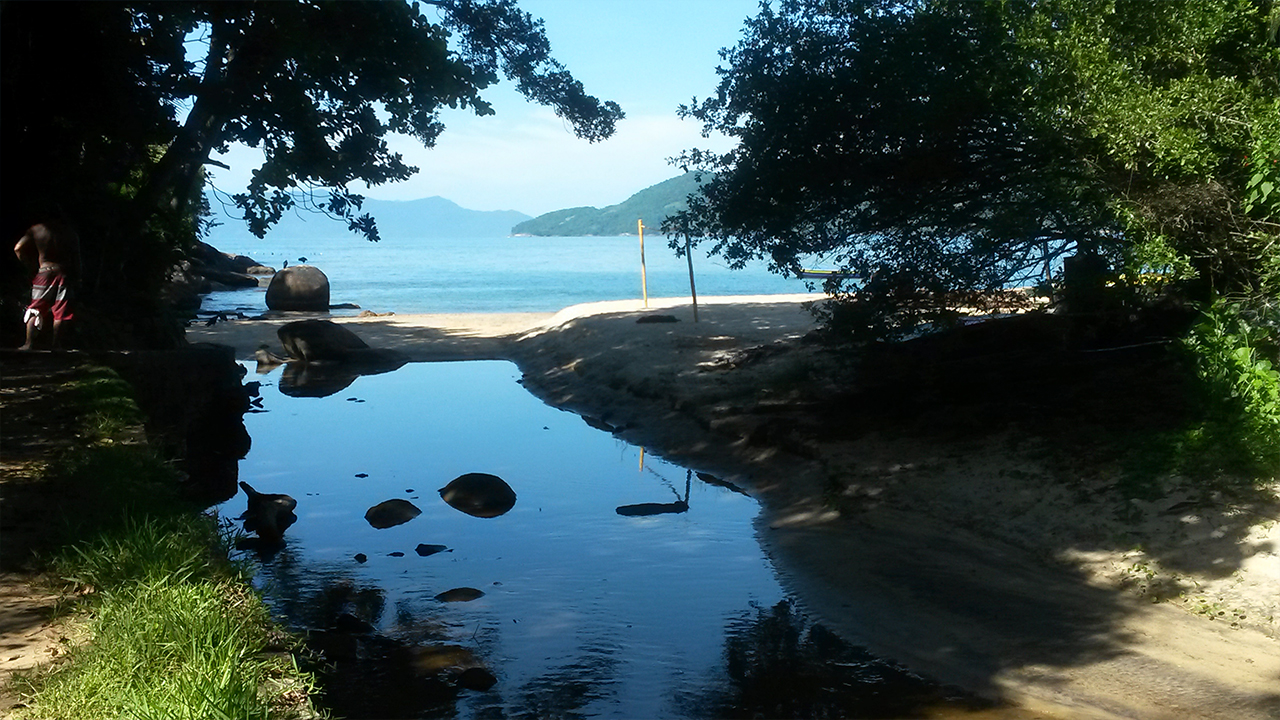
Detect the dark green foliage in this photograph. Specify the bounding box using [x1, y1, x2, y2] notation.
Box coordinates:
[665, 0, 1279, 338]
[1, 1, 621, 346]
[1181, 298, 1280, 476]
[513, 173, 709, 236]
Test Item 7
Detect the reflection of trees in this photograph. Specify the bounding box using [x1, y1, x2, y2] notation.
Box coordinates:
[250, 556, 465, 719]
[700, 600, 992, 719]
[506, 646, 621, 720]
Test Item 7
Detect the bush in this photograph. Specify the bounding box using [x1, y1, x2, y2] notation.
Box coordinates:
[1182, 298, 1280, 476]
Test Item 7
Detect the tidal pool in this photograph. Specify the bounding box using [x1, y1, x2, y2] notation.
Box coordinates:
[222, 361, 983, 718]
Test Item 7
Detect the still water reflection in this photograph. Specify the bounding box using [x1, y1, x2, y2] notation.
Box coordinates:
[223, 361, 983, 718]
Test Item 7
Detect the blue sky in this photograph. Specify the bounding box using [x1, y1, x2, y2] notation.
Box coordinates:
[209, 0, 761, 217]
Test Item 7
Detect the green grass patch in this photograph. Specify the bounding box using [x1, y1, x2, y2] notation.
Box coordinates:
[7, 365, 318, 719]
[16, 579, 298, 720]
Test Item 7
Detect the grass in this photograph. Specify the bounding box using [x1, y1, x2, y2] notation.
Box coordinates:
[6, 364, 318, 719]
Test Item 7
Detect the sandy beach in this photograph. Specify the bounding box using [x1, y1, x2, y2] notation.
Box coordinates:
[188, 294, 1280, 719]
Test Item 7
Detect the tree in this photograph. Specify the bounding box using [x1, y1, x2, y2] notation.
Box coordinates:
[1, 1, 622, 346]
[665, 0, 1278, 337]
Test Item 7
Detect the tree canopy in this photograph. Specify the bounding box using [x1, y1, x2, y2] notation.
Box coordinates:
[665, 0, 1279, 336]
[1, 0, 622, 345]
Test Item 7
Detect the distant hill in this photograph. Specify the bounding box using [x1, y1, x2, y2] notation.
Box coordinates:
[204, 195, 531, 241]
[511, 173, 709, 237]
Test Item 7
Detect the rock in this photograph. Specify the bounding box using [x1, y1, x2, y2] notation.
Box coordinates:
[415, 543, 450, 557]
[333, 612, 374, 633]
[265, 264, 331, 311]
[364, 499, 422, 529]
[239, 481, 298, 541]
[456, 667, 497, 691]
[278, 319, 369, 362]
[354, 553, 367, 563]
[254, 346, 289, 371]
[435, 587, 485, 603]
[439, 473, 517, 518]
[616, 500, 689, 516]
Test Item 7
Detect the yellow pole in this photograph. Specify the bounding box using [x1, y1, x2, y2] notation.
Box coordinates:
[686, 236, 699, 322]
[638, 219, 648, 308]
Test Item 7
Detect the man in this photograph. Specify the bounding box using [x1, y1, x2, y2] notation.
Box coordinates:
[14, 221, 80, 349]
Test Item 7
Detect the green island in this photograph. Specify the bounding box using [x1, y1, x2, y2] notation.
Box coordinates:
[511, 173, 708, 237]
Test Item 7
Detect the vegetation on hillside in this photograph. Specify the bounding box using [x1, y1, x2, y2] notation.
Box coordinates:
[511, 173, 709, 236]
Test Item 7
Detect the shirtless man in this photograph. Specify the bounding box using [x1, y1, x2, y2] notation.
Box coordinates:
[14, 221, 80, 350]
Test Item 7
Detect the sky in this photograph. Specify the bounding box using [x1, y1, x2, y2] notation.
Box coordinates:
[208, 0, 761, 218]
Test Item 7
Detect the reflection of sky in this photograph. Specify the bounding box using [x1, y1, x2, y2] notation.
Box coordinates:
[224, 360, 785, 719]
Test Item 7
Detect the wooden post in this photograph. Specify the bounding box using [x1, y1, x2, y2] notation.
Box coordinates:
[638, 219, 649, 308]
[685, 236, 699, 322]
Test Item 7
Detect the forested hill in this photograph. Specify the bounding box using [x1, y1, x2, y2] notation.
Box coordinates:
[512, 173, 708, 236]
[205, 196, 532, 241]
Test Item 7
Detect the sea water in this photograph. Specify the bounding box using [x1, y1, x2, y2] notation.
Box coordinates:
[200, 233, 814, 315]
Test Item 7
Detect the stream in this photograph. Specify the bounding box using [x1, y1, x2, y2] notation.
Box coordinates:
[220, 360, 987, 718]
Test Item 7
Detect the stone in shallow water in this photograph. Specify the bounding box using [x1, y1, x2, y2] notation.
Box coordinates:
[364, 499, 422, 529]
[435, 587, 485, 603]
[438, 473, 516, 518]
[456, 666, 497, 691]
[415, 543, 450, 557]
[239, 481, 297, 541]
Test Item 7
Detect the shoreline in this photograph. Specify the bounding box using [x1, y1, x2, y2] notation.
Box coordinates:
[186, 294, 1280, 719]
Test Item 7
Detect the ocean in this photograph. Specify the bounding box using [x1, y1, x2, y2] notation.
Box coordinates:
[199, 233, 815, 316]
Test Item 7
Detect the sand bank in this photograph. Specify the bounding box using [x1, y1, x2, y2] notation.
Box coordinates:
[188, 294, 1280, 720]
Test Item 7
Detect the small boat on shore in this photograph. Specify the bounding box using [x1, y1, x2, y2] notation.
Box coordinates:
[797, 269, 861, 281]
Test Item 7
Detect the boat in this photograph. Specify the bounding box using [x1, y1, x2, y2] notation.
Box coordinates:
[797, 268, 860, 281]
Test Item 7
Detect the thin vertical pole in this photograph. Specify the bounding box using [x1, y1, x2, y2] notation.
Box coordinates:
[685, 236, 699, 322]
[638, 219, 649, 308]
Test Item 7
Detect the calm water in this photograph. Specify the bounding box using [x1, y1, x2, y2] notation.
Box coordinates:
[222, 361, 980, 719]
[200, 234, 814, 316]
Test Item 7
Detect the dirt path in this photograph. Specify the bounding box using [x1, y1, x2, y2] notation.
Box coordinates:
[0, 352, 94, 710]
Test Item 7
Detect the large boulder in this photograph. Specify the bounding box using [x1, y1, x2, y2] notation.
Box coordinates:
[278, 319, 369, 362]
[274, 319, 408, 397]
[266, 264, 330, 311]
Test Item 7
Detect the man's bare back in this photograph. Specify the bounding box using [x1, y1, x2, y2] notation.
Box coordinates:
[14, 222, 80, 277]
[14, 222, 81, 349]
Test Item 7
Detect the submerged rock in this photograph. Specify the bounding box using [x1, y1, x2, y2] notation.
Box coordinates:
[365, 499, 422, 529]
[438, 473, 517, 518]
[415, 543, 450, 557]
[616, 500, 689, 517]
[435, 587, 485, 603]
[456, 667, 497, 692]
